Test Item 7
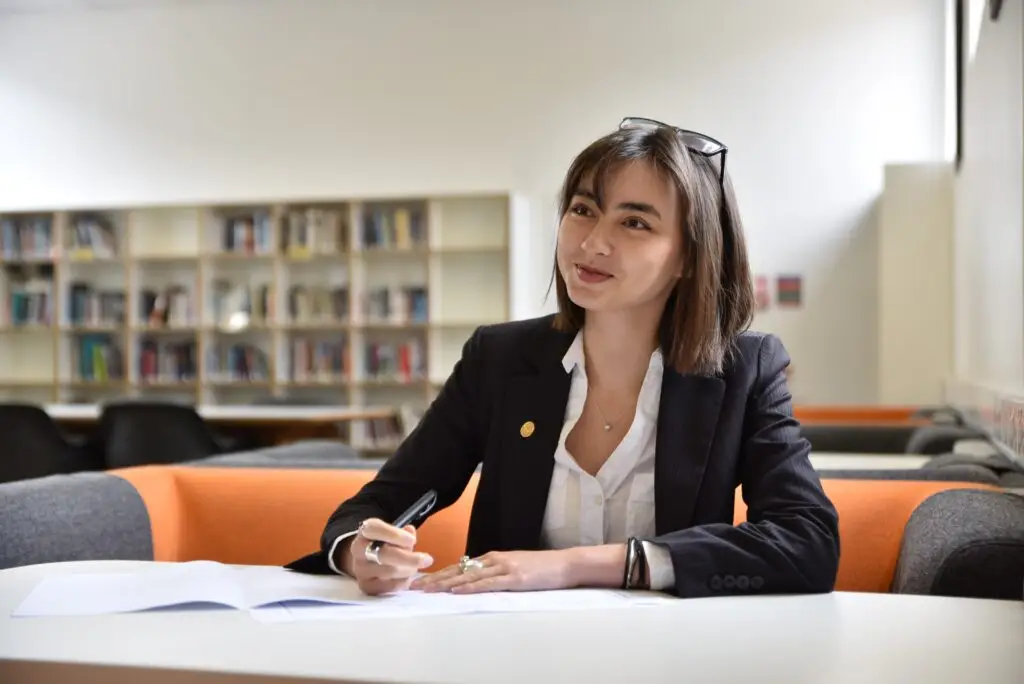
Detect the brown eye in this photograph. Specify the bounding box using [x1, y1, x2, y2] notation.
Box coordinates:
[570, 203, 593, 217]
[623, 217, 651, 230]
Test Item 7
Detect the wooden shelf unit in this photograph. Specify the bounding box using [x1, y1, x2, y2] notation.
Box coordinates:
[0, 195, 515, 441]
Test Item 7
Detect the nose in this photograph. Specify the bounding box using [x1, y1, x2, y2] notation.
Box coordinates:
[579, 216, 613, 256]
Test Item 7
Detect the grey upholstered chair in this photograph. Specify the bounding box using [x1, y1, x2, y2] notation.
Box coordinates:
[892, 488, 1024, 600]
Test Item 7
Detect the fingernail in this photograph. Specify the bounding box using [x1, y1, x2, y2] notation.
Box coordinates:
[419, 554, 434, 568]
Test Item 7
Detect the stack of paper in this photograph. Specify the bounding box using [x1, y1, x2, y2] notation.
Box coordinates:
[12, 561, 675, 623]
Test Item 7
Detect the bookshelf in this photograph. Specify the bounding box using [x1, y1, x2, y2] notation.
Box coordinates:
[0, 194, 519, 452]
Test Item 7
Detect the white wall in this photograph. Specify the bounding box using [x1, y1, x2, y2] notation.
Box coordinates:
[0, 0, 948, 403]
[878, 162, 955, 405]
[953, 0, 1024, 391]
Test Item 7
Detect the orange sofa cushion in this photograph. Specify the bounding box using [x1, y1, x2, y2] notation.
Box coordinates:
[114, 466, 478, 571]
[114, 466, 993, 593]
[734, 479, 996, 593]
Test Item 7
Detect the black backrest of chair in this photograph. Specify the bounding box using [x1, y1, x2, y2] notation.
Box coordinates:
[799, 424, 916, 454]
[905, 424, 988, 455]
[97, 401, 224, 469]
[911, 406, 965, 425]
[0, 403, 94, 483]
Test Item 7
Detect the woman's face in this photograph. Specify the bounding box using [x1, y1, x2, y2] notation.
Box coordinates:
[557, 160, 684, 318]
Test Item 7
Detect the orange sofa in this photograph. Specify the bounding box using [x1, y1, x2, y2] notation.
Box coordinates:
[105, 465, 1000, 594]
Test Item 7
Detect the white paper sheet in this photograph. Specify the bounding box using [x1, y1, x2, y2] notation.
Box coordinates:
[12, 561, 368, 617]
[12, 561, 676, 620]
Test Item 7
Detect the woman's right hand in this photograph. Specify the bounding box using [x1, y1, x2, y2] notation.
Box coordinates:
[341, 518, 435, 596]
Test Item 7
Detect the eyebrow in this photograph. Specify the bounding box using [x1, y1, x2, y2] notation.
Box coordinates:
[574, 190, 662, 220]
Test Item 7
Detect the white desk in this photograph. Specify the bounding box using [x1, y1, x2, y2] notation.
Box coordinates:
[44, 404, 395, 425]
[2, 561, 1022, 684]
[810, 452, 932, 470]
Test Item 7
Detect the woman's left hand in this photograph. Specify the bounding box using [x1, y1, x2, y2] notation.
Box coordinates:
[410, 550, 574, 594]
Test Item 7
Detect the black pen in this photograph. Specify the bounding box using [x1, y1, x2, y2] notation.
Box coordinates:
[366, 490, 438, 556]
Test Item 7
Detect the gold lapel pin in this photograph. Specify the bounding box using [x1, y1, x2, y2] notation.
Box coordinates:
[520, 421, 535, 438]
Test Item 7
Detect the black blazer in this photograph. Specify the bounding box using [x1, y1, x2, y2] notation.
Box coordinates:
[289, 315, 840, 598]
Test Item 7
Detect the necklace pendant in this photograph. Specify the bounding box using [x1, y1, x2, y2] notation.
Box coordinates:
[603, 423, 612, 431]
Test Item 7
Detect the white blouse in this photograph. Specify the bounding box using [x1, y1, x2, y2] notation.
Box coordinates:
[541, 331, 675, 590]
[329, 331, 675, 590]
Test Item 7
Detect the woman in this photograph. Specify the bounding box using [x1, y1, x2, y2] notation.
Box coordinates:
[292, 117, 840, 597]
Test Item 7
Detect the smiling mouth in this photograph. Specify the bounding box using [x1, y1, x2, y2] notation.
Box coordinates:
[575, 264, 613, 283]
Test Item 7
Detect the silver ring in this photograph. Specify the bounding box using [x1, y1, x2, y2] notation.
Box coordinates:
[458, 555, 485, 574]
[364, 543, 382, 565]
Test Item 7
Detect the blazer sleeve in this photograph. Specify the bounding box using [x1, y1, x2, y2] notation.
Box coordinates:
[316, 327, 488, 560]
[651, 334, 841, 597]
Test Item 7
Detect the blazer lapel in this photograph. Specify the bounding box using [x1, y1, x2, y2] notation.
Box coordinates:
[495, 327, 575, 552]
[654, 370, 726, 535]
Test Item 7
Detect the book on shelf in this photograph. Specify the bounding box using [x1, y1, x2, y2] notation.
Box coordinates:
[282, 208, 348, 257]
[73, 334, 124, 382]
[287, 284, 349, 323]
[364, 338, 425, 382]
[1, 216, 54, 260]
[5, 278, 53, 326]
[207, 342, 270, 382]
[361, 207, 425, 250]
[362, 285, 427, 323]
[220, 211, 273, 255]
[211, 280, 272, 327]
[138, 339, 197, 383]
[69, 214, 118, 258]
[140, 285, 193, 328]
[290, 337, 349, 382]
[68, 282, 126, 327]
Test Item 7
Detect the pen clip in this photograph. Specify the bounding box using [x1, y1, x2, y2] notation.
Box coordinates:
[415, 490, 438, 522]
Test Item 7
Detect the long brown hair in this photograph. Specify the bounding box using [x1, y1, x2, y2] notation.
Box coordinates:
[551, 124, 754, 376]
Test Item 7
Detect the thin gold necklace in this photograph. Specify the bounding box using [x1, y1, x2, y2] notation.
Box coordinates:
[591, 395, 621, 431]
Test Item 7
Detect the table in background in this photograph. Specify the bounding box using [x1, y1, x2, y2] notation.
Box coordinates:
[1, 560, 1021, 684]
[809, 452, 932, 470]
[44, 404, 397, 446]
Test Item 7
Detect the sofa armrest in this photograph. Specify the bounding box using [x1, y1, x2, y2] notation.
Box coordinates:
[184, 440, 380, 469]
[892, 489, 1024, 600]
[0, 472, 154, 570]
[816, 467, 1000, 484]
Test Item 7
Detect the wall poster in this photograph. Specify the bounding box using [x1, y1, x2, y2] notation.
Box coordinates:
[776, 275, 803, 308]
[754, 274, 771, 312]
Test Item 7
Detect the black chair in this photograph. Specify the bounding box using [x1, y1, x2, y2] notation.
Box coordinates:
[911, 405, 965, 425]
[905, 424, 987, 455]
[95, 401, 226, 469]
[799, 424, 917, 454]
[0, 403, 98, 483]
